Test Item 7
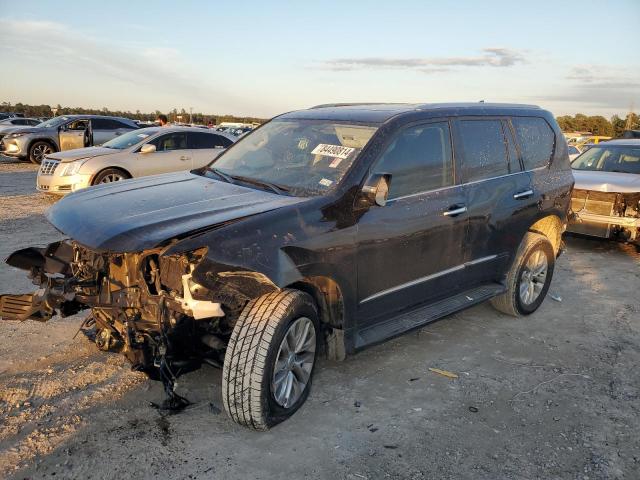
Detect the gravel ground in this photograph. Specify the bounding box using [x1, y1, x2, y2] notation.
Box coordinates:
[0, 158, 639, 479]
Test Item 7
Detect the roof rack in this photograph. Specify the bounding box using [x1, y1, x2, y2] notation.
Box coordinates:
[309, 102, 407, 109]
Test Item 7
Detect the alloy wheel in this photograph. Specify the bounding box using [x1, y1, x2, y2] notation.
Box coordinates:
[99, 173, 126, 183]
[32, 144, 52, 162]
[519, 249, 548, 305]
[271, 316, 316, 408]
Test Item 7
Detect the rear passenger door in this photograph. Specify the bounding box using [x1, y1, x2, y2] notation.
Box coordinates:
[453, 117, 536, 286]
[187, 132, 233, 168]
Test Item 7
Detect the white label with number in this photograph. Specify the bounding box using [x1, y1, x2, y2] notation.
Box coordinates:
[311, 144, 355, 159]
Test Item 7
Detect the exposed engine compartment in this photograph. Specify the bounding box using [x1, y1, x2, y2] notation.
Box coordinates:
[570, 189, 640, 243]
[0, 240, 248, 408]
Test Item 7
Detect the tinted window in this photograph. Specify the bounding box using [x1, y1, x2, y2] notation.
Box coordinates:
[91, 118, 111, 129]
[189, 132, 232, 149]
[512, 117, 555, 169]
[374, 121, 453, 198]
[151, 132, 187, 151]
[114, 120, 135, 129]
[93, 118, 131, 130]
[459, 119, 509, 182]
[27, 119, 41, 126]
[568, 146, 580, 155]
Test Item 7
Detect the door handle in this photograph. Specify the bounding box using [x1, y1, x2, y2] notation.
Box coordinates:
[513, 189, 534, 199]
[180, 155, 190, 161]
[443, 205, 468, 217]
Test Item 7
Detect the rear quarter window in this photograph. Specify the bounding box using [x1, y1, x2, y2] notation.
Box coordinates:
[512, 117, 555, 169]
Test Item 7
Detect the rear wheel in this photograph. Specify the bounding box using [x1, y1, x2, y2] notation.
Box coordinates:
[222, 290, 319, 430]
[491, 232, 555, 316]
[29, 141, 55, 164]
[93, 168, 131, 185]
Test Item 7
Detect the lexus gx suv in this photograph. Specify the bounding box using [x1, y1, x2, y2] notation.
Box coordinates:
[0, 103, 573, 430]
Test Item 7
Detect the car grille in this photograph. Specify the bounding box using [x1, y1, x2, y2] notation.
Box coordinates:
[39, 159, 60, 176]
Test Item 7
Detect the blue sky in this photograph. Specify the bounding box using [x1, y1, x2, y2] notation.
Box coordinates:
[1, 0, 638, 118]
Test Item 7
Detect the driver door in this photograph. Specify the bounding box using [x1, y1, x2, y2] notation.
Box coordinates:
[58, 120, 88, 151]
[356, 120, 468, 325]
[134, 132, 192, 176]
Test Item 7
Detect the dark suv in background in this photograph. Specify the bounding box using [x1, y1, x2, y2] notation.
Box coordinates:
[0, 114, 138, 163]
[0, 103, 573, 430]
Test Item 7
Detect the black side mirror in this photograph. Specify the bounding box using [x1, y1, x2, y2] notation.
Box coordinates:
[361, 173, 391, 207]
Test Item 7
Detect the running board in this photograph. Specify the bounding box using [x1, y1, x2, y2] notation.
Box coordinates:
[355, 283, 506, 349]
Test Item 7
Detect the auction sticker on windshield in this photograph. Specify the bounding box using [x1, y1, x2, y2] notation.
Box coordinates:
[311, 144, 355, 159]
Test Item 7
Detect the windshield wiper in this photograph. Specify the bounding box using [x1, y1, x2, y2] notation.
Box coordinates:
[207, 167, 236, 185]
[231, 175, 290, 195]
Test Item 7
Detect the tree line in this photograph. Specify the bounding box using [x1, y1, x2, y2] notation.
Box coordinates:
[555, 113, 638, 137]
[0, 102, 268, 126]
[2, 101, 639, 136]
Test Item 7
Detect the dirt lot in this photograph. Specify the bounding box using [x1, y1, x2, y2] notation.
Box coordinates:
[1, 158, 639, 480]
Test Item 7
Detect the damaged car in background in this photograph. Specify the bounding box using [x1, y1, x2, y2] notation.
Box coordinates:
[0, 103, 573, 430]
[568, 139, 640, 247]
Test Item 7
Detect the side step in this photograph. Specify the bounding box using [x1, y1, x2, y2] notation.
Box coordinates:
[0, 293, 49, 321]
[355, 283, 505, 349]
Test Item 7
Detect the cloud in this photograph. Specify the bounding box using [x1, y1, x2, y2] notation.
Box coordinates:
[565, 65, 640, 90]
[320, 48, 525, 72]
[0, 18, 252, 113]
[534, 64, 640, 114]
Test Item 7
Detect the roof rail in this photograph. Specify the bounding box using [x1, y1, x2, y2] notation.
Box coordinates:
[309, 102, 406, 109]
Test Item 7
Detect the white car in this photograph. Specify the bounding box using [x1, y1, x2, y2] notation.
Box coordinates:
[568, 145, 582, 161]
[36, 127, 236, 195]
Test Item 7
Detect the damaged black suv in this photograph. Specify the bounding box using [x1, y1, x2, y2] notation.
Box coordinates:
[0, 103, 573, 430]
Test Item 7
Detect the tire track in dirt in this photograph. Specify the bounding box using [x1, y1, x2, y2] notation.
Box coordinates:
[0, 338, 146, 477]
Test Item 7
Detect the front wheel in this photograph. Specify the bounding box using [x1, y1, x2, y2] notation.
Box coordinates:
[491, 232, 555, 316]
[222, 290, 319, 430]
[28, 141, 55, 164]
[92, 168, 131, 185]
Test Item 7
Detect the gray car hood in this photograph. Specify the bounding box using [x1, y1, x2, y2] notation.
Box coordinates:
[572, 169, 640, 193]
[0, 125, 35, 135]
[45, 171, 307, 252]
[46, 146, 116, 163]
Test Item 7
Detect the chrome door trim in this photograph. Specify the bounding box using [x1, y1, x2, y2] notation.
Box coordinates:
[359, 254, 499, 304]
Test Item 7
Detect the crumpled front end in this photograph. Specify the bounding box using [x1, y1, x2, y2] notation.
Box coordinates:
[568, 189, 640, 243]
[0, 240, 242, 386]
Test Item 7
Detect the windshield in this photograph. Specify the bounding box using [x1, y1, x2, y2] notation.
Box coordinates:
[572, 146, 640, 174]
[103, 128, 159, 149]
[36, 116, 70, 129]
[207, 119, 378, 196]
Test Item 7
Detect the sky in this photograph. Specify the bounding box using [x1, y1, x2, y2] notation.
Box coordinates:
[1, 0, 639, 119]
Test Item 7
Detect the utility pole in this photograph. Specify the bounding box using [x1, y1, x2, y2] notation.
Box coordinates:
[189, 107, 193, 125]
[624, 102, 634, 131]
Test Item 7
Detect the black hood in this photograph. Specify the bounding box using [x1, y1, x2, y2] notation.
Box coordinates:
[46, 171, 307, 252]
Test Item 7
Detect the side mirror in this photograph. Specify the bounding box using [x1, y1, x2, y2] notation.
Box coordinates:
[361, 173, 391, 207]
[140, 144, 157, 154]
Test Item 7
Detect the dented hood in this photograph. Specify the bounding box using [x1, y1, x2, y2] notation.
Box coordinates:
[46, 171, 306, 252]
[572, 169, 640, 193]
